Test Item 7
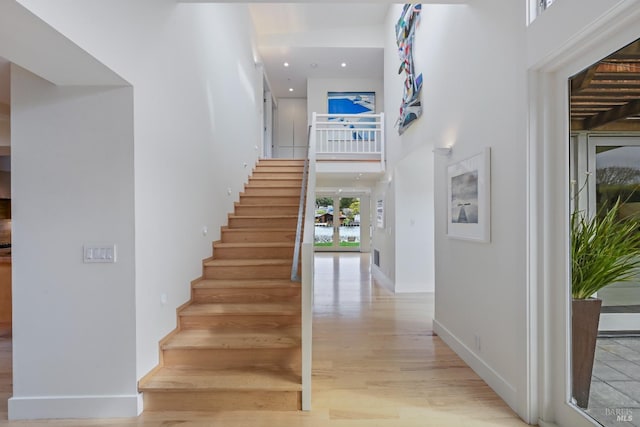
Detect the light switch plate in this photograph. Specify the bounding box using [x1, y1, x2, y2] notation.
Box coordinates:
[84, 244, 117, 263]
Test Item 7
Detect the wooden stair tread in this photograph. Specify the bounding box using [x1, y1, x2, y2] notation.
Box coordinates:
[140, 367, 302, 392]
[194, 279, 299, 289]
[235, 203, 299, 207]
[245, 184, 301, 188]
[163, 328, 301, 350]
[205, 259, 292, 267]
[214, 242, 295, 248]
[181, 303, 300, 316]
[222, 226, 296, 232]
[228, 215, 298, 219]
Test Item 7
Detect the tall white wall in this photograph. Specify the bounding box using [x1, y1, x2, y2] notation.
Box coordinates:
[307, 77, 384, 124]
[9, 66, 137, 418]
[14, 0, 265, 416]
[274, 98, 307, 158]
[382, 0, 529, 420]
[394, 146, 434, 292]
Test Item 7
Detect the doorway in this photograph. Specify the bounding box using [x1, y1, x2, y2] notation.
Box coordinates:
[568, 37, 640, 426]
[314, 193, 369, 252]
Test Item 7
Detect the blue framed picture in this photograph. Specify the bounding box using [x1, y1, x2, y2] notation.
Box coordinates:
[327, 92, 375, 115]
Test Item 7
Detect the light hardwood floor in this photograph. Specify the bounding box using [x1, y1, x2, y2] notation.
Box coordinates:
[0, 253, 528, 426]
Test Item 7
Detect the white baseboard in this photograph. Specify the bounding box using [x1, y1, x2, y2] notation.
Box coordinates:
[371, 264, 394, 292]
[8, 393, 143, 420]
[433, 319, 520, 417]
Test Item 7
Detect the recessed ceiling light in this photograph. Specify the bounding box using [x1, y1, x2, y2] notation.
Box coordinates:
[310, 63, 318, 68]
[341, 62, 347, 68]
[289, 88, 294, 92]
[283, 62, 289, 67]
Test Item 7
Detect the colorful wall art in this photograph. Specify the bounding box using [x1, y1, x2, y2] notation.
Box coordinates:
[327, 92, 376, 140]
[395, 4, 423, 135]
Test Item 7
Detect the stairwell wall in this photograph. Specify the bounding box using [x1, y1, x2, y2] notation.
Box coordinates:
[16, 0, 264, 411]
[10, 66, 137, 418]
[382, 0, 530, 421]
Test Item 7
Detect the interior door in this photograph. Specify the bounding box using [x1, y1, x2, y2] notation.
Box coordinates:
[588, 136, 640, 332]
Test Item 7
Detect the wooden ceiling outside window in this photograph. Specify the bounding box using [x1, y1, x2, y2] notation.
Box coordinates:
[571, 39, 640, 131]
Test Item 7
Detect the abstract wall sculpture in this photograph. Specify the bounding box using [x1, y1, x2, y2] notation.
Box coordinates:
[395, 4, 423, 135]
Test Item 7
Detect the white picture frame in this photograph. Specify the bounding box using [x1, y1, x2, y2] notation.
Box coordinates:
[447, 147, 491, 242]
[376, 199, 384, 229]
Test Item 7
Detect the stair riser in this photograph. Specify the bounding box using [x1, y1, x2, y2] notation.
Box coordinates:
[228, 217, 298, 229]
[204, 264, 292, 279]
[192, 287, 300, 303]
[248, 179, 303, 187]
[234, 205, 299, 216]
[239, 195, 300, 205]
[254, 167, 304, 173]
[213, 246, 295, 260]
[180, 314, 301, 330]
[221, 229, 296, 243]
[251, 172, 303, 179]
[243, 187, 301, 196]
[258, 160, 305, 167]
[143, 390, 301, 411]
[162, 348, 301, 370]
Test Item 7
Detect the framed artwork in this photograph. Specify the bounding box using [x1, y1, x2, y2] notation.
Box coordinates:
[447, 147, 491, 242]
[328, 92, 375, 115]
[376, 199, 384, 229]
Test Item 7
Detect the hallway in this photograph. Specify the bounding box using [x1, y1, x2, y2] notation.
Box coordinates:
[0, 253, 526, 426]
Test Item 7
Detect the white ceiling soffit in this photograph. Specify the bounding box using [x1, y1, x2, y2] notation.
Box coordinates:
[0, 1, 126, 87]
[261, 46, 383, 98]
[248, 3, 387, 99]
[249, 3, 389, 36]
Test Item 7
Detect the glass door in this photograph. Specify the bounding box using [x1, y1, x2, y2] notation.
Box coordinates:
[588, 137, 640, 332]
[314, 195, 361, 252]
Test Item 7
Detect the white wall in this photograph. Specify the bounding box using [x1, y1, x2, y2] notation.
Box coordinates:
[9, 66, 137, 418]
[14, 0, 265, 417]
[394, 146, 434, 292]
[274, 98, 307, 158]
[382, 0, 530, 420]
[307, 77, 384, 124]
[372, 178, 396, 291]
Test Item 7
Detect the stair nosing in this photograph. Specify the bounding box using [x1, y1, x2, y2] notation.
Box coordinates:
[193, 279, 299, 289]
[139, 368, 302, 392]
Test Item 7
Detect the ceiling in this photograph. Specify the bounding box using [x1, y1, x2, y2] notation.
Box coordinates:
[248, 3, 387, 99]
[571, 39, 640, 131]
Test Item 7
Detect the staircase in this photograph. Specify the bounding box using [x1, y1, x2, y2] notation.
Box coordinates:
[139, 159, 305, 411]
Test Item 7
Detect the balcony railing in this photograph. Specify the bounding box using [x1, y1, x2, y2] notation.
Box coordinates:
[314, 113, 385, 163]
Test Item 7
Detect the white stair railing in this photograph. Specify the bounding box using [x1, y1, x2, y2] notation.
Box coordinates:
[314, 113, 385, 163]
[299, 115, 317, 410]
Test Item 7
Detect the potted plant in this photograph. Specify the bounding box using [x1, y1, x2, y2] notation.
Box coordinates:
[570, 198, 640, 408]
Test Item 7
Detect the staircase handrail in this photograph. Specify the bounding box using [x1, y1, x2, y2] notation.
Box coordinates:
[291, 125, 311, 281]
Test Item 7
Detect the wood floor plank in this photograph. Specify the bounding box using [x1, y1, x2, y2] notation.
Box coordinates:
[0, 253, 528, 426]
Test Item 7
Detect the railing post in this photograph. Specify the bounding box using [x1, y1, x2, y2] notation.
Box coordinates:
[380, 112, 386, 170]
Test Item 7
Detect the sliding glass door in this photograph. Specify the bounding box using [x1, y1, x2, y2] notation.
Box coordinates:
[588, 137, 640, 332]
